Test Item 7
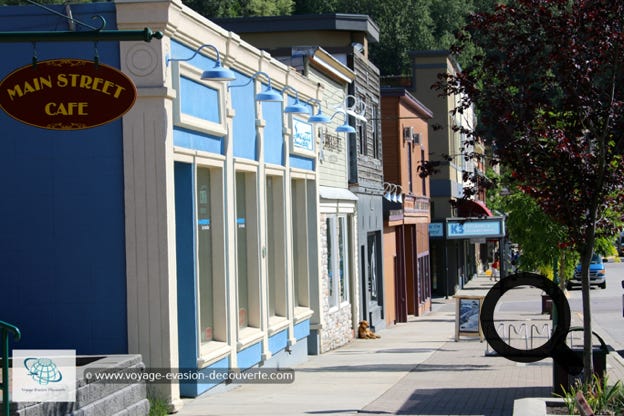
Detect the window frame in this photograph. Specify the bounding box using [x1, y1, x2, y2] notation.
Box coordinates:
[172, 61, 228, 137]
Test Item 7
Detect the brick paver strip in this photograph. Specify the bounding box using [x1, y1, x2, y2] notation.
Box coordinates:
[362, 338, 553, 415]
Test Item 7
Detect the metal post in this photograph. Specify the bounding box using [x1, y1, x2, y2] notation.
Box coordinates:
[444, 241, 449, 299]
[0, 321, 20, 416]
[0, 28, 163, 43]
[2, 330, 8, 416]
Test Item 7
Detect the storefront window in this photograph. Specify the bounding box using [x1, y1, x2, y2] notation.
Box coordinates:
[236, 171, 259, 329]
[327, 214, 350, 307]
[339, 216, 349, 302]
[291, 178, 311, 308]
[197, 167, 213, 343]
[266, 175, 286, 318]
[368, 234, 378, 301]
[326, 217, 336, 306]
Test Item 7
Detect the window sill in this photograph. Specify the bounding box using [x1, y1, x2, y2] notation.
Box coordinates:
[197, 341, 231, 369]
[293, 307, 314, 323]
[268, 316, 289, 336]
[237, 326, 264, 350]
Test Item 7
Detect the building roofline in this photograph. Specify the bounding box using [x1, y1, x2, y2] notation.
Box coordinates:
[409, 49, 462, 72]
[381, 87, 434, 119]
[213, 13, 380, 43]
[309, 46, 356, 84]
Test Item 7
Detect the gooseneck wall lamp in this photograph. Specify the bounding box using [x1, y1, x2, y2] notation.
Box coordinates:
[331, 109, 356, 134]
[229, 71, 283, 102]
[166, 43, 237, 82]
[383, 183, 404, 203]
[307, 99, 331, 124]
[283, 86, 310, 115]
[336, 94, 367, 122]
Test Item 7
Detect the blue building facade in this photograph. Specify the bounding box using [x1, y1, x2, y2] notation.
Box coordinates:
[0, 0, 321, 408]
[0, 3, 128, 355]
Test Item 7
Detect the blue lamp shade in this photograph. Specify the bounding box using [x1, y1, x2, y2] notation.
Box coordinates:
[336, 122, 356, 134]
[256, 85, 283, 102]
[167, 44, 235, 82]
[201, 63, 236, 81]
[308, 110, 331, 123]
[285, 100, 309, 114]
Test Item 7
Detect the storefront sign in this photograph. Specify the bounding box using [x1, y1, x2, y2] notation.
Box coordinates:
[0, 59, 137, 130]
[429, 222, 444, 237]
[291, 117, 314, 155]
[446, 218, 505, 239]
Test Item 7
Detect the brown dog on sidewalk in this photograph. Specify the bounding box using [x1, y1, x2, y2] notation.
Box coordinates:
[358, 320, 381, 339]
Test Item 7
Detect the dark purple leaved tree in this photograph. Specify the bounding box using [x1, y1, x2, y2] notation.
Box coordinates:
[437, 0, 624, 379]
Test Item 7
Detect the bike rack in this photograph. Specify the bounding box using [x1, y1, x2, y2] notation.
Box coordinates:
[485, 321, 552, 355]
[530, 323, 552, 349]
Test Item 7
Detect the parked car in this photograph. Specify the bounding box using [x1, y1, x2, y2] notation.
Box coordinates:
[567, 253, 606, 289]
[617, 232, 624, 257]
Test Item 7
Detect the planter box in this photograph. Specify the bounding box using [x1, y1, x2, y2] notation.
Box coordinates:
[513, 397, 566, 416]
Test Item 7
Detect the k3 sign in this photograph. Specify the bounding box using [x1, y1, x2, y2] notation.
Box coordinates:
[0, 59, 137, 130]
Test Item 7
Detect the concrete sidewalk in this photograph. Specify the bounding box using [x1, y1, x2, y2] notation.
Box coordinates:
[176, 275, 624, 416]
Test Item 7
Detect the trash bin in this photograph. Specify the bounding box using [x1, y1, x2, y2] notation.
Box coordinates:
[552, 327, 608, 396]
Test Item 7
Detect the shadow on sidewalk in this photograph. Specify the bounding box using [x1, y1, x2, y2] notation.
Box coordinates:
[295, 362, 493, 373]
[364, 386, 552, 416]
[296, 363, 423, 372]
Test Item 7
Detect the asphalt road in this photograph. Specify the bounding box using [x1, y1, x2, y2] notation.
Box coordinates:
[565, 258, 624, 357]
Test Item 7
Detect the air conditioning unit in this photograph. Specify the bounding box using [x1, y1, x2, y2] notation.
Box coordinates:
[403, 126, 414, 142]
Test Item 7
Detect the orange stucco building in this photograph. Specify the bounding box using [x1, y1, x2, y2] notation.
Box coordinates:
[381, 87, 433, 324]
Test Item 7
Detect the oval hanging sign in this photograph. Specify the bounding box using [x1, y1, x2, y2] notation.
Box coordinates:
[0, 59, 137, 130]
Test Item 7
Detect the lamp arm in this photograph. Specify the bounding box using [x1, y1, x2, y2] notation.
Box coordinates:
[330, 109, 347, 122]
[310, 98, 322, 110]
[283, 85, 300, 100]
[229, 70, 272, 90]
[167, 43, 222, 66]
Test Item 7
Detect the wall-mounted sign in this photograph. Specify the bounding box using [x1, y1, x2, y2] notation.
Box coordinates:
[446, 218, 505, 239]
[0, 59, 137, 130]
[429, 222, 444, 237]
[292, 118, 314, 152]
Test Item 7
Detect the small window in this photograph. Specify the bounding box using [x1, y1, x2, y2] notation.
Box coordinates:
[371, 104, 380, 159]
[358, 123, 366, 156]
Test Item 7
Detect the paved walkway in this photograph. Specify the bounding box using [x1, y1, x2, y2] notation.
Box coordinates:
[176, 275, 624, 416]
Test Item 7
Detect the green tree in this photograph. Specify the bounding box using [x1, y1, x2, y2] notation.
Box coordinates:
[438, 0, 624, 379]
[181, 0, 293, 18]
[489, 177, 568, 274]
[367, 0, 436, 76]
[291, 0, 497, 76]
